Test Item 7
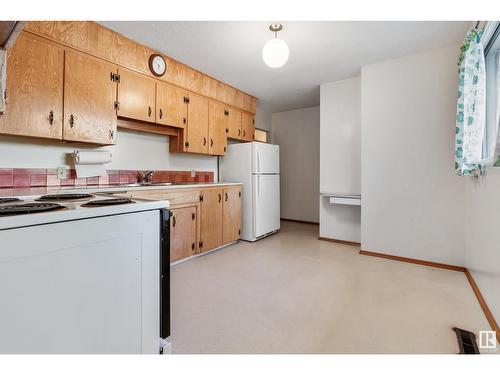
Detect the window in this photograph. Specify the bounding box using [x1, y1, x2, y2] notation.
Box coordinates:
[483, 22, 500, 166]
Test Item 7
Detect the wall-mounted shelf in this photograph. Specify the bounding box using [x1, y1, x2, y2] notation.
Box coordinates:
[320, 192, 361, 206]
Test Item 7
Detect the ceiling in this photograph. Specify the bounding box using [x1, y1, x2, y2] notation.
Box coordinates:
[99, 21, 469, 113]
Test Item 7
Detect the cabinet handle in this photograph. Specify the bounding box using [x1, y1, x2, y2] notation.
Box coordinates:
[218, 193, 221, 203]
[192, 212, 195, 220]
[172, 216, 176, 227]
[243, 130, 246, 137]
[109, 130, 114, 139]
[225, 192, 228, 202]
[69, 114, 74, 128]
[224, 146, 226, 153]
[210, 138, 213, 147]
[148, 106, 152, 117]
[48, 110, 54, 125]
[238, 128, 241, 136]
[191, 242, 195, 251]
[226, 128, 229, 133]
[203, 137, 207, 146]
[183, 117, 187, 124]
[159, 109, 163, 119]
[239, 191, 241, 197]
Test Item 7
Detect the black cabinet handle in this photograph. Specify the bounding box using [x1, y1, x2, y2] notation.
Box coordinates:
[172, 216, 176, 227]
[203, 137, 207, 146]
[69, 114, 74, 128]
[210, 138, 213, 147]
[238, 129, 241, 136]
[148, 106, 152, 117]
[159, 109, 163, 119]
[218, 193, 221, 202]
[225, 192, 228, 202]
[48, 110, 54, 125]
[243, 130, 246, 137]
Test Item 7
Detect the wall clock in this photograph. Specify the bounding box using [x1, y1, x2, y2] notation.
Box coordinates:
[149, 54, 167, 77]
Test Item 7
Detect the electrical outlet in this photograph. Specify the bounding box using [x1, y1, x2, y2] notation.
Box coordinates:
[57, 167, 67, 180]
[190, 169, 196, 178]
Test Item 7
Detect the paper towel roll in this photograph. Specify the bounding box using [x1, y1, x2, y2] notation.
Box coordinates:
[73, 150, 112, 178]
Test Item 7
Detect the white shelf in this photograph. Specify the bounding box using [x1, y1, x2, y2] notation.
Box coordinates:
[320, 192, 361, 206]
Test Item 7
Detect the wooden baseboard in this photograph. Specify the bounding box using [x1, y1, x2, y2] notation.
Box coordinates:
[281, 218, 319, 225]
[464, 269, 500, 343]
[359, 250, 466, 272]
[318, 236, 361, 247]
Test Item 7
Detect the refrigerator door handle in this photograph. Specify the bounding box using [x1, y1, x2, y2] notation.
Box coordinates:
[257, 175, 260, 197]
[257, 151, 261, 174]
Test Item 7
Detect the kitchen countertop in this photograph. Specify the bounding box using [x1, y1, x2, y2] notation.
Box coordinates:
[0, 181, 243, 198]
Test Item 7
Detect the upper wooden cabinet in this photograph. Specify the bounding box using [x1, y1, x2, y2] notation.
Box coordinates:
[0, 32, 64, 140]
[226, 107, 242, 140]
[208, 101, 228, 156]
[117, 68, 156, 123]
[241, 112, 255, 142]
[223, 185, 242, 244]
[63, 51, 118, 145]
[185, 93, 209, 154]
[156, 82, 187, 128]
[200, 188, 223, 252]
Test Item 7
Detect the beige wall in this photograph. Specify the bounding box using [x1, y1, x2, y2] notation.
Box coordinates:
[361, 45, 466, 265]
[465, 169, 500, 326]
[0, 129, 217, 173]
[320, 76, 361, 242]
[271, 106, 320, 223]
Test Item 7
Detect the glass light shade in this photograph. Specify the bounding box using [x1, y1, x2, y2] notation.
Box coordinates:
[262, 38, 289, 68]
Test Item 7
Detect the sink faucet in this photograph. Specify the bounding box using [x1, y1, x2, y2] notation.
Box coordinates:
[139, 170, 155, 183]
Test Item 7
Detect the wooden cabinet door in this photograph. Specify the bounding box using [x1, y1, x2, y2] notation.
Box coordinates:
[186, 93, 209, 154]
[200, 188, 223, 252]
[156, 82, 187, 128]
[241, 112, 255, 142]
[227, 107, 242, 140]
[222, 186, 242, 244]
[208, 101, 227, 155]
[63, 51, 117, 145]
[117, 68, 156, 123]
[170, 206, 198, 262]
[0, 32, 63, 140]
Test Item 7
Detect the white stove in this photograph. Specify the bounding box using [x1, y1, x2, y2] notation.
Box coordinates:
[0, 192, 171, 354]
[0, 192, 167, 230]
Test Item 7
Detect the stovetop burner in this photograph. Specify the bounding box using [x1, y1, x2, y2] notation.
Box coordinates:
[36, 193, 94, 201]
[0, 197, 22, 204]
[0, 203, 65, 216]
[81, 198, 135, 207]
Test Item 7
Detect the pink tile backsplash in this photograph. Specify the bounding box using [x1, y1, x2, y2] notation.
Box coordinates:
[0, 168, 214, 189]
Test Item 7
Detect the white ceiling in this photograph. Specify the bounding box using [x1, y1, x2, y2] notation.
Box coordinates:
[99, 21, 469, 113]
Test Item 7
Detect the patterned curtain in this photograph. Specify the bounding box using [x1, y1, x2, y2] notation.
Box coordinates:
[455, 29, 486, 176]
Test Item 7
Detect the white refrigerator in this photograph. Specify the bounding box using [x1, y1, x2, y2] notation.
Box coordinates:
[220, 142, 280, 241]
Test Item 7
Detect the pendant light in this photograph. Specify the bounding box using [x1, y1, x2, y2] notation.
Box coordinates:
[262, 23, 289, 68]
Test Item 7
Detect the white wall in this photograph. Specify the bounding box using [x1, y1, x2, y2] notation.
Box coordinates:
[271, 106, 320, 223]
[319, 77, 361, 242]
[465, 170, 500, 325]
[361, 45, 465, 265]
[255, 103, 272, 132]
[0, 129, 217, 173]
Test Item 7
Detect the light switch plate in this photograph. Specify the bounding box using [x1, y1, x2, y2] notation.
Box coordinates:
[190, 169, 196, 178]
[57, 167, 67, 180]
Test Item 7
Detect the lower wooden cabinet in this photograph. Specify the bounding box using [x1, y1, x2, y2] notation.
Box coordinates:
[122, 185, 241, 263]
[223, 185, 242, 243]
[170, 206, 198, 262]
[200, 188, 223, 252]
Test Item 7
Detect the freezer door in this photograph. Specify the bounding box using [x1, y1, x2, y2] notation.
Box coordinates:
[252, 174, 280, 238]
[252, 142, 280, 174]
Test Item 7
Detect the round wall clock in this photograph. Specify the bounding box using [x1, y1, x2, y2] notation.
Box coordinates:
[149, 54, 167, 77]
